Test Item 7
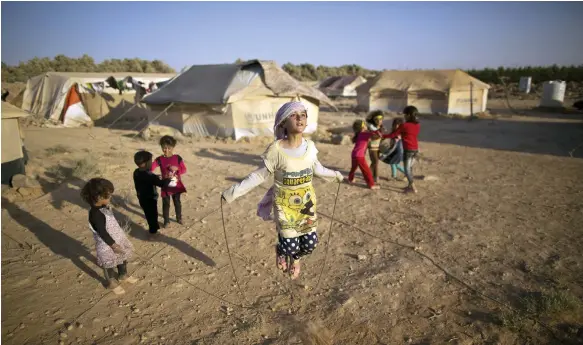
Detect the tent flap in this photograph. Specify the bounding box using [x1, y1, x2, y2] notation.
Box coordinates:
[142, 64, 242, 105]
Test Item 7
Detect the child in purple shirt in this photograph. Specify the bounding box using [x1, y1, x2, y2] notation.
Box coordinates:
[151, 135, 187, 227]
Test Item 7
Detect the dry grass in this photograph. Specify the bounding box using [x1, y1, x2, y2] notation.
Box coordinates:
[45, 144, 70, 156]
[497, 289, 580, 333]
[45, 157, 101, 182]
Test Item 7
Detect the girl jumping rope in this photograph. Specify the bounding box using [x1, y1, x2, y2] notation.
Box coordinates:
[385, 106, 421, 193]
[221, 101, 343, 280]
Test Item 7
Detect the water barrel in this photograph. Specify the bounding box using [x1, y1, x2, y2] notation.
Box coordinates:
[519, 77, 532, 94]
[540, 81, 566, 108]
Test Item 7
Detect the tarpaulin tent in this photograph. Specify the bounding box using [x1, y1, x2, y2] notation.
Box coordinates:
[21, 72, 175, 126]
[141, 60, 335, 140]
[356, 69, 490, 115]
[318, 75, 367, 98]
[1, 102, 29, 184]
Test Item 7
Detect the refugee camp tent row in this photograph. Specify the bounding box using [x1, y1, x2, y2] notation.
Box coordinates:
[21, 72, 175, 127]
[356, 69, 490, 116]
[141, 60, 335, 140]
[1, 102, 29, 184]
[318, 75, 367, 98]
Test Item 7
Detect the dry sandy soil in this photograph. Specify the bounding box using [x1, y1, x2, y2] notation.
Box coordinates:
[2, 98, 583, 345]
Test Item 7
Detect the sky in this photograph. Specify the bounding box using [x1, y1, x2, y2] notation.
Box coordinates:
[2, 1, 583, 71]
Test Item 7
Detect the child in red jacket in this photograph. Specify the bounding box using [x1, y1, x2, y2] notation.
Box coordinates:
[348, 119, 386, 189]
[385, 106, 421, 193]
[151, 135, 187, 226]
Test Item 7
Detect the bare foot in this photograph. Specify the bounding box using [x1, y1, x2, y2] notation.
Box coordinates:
[370, 185, 381, 190]
[289, 260, 301, 280]
[275, 246, 287, 272]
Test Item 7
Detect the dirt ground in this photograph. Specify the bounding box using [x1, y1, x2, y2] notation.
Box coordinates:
[2, 98, 583, 345]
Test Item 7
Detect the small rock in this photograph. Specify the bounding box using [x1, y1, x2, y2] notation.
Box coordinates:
[331, 134, 352, 146]
[19, 323, 25, 329]
[55, 318, 65, 325]
[59, 341, 64, 345]
[76, 322, 83, 329]
[104, 327, 110, 332]
[422, 175, 439, 181]
[59, 332, 68, 339]
[66, 324, 73, 331]
[357, 255, 367, 261]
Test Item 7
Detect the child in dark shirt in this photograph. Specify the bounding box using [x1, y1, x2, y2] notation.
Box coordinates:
[81, 178, 136, 294]
[133, 150, 173, 237]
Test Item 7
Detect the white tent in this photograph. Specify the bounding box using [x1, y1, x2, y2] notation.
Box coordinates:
[142, 60, 335, 140]
[357, 69, 490, 115]
[21, 72, 175, 127]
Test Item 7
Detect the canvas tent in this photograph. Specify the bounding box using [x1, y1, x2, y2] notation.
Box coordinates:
[318, 75, 367, 98]
[141, 60, 335, 139]
[21, 72, 175, 127]
[1, 102, 29, 184]
[356, 70, 490, 115]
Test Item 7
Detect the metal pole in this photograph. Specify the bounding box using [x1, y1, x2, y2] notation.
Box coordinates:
[470, 82, 474, 118]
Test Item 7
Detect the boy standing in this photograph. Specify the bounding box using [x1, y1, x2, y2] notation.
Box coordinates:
[133, 150, 173, 237]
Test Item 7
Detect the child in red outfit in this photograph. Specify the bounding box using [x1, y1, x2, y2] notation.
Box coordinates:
[385, 106, 421, 193]
[348, 119, 386, 190]
[151, 135, 187, 226]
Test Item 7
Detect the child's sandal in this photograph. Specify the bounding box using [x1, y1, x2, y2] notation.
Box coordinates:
[289, 260, 301, 280]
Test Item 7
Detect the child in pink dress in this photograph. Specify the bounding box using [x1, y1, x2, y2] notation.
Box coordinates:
[151, 135, 187, 227]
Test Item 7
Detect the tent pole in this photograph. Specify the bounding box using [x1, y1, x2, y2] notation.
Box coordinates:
[131, 102, 174, 138]
[470, 82, 474, 118]
[107, 102, 139, 129]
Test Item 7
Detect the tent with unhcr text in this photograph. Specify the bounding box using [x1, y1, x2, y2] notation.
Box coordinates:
[356, 69, 490, 116]
[141, 60, 335, 140]
[21, 72, 175, 127]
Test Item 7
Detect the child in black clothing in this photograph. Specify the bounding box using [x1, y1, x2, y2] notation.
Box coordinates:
[133, 150, 174, 237]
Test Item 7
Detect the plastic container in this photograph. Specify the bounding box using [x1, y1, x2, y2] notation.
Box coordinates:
[540, 81, 566, 108]
[519, 77, 532, 94]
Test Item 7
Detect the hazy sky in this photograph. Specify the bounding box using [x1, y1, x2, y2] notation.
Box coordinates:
[2, 1, 583, 70]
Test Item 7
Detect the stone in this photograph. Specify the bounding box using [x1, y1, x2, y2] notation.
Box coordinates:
[422, 175, 439, 181]
[357, 255, 367, 261]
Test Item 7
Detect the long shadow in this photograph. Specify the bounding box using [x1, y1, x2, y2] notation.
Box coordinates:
[1, 197, 106, 285]
[128, 227, 216, 267]
[326, 114, 583, 158]
[40, 174, 216, 267]
[419, 116, 583, 158]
